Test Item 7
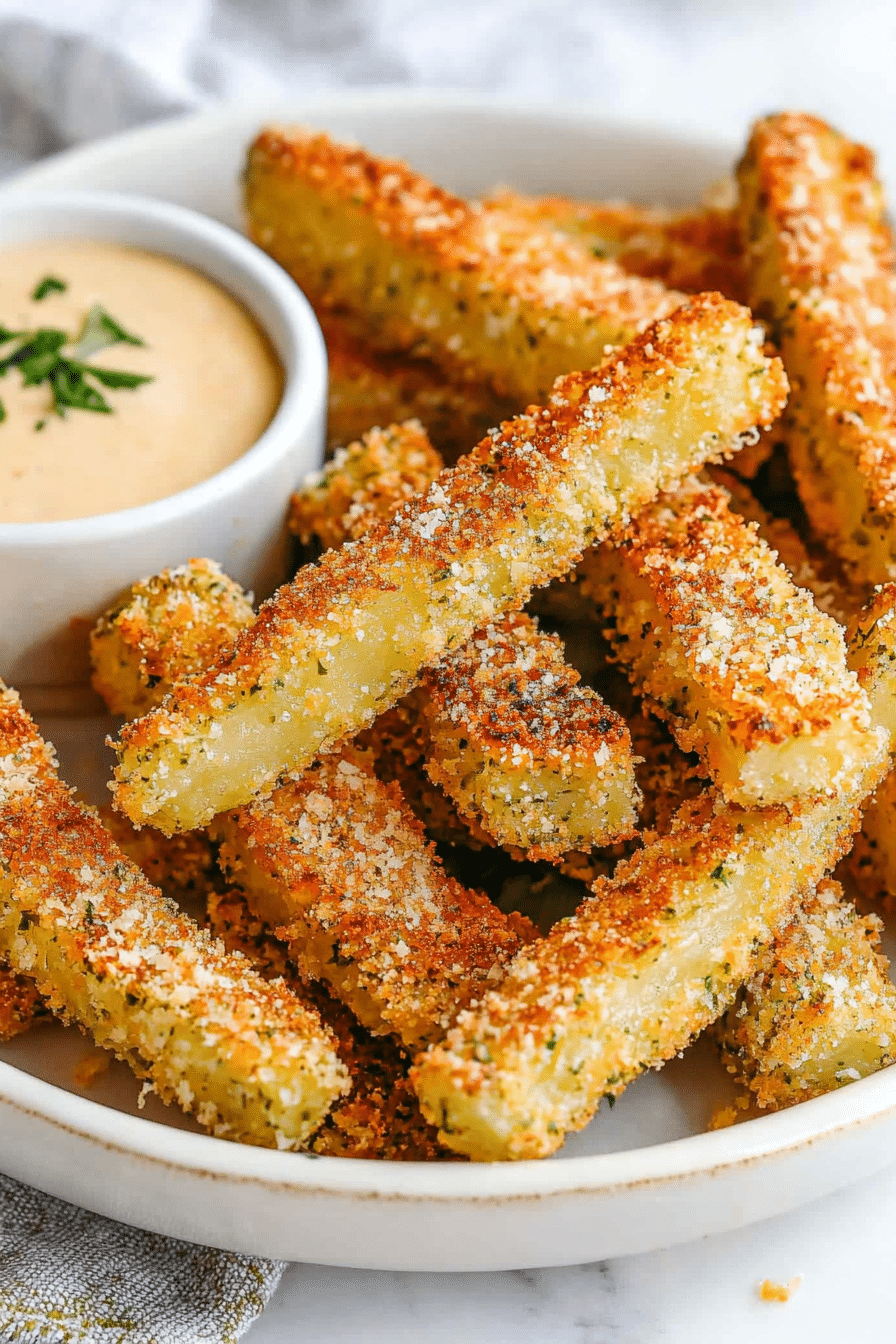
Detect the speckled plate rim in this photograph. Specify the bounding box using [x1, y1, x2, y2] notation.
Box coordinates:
[4, 88, 896, 1212]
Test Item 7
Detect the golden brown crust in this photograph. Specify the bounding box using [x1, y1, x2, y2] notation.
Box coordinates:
[90, 559, 255, 717]
[205, 888, 449, 1160]
[245, 127, 685, 402]
[289, 420, 444, 551]
[0, 964, 51, 1041]
[114, 296, 787, 832]
[413, 768, 881, 1159]
[487, 190, 747, 302]
[0, 686, 348, 1147]
[580, 475, 878, 803]
[718, 879, 896, 1108]
[423, 612, 640, 858]
[322, 314, 513, 462]
[216, 750, 535, 1049]
[738, 113, 896, 583]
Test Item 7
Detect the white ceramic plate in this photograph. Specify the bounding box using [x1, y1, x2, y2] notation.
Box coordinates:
[3, 91, 896, 1272]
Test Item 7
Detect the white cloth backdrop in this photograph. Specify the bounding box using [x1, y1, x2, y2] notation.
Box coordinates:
[0, 0, 894, 186]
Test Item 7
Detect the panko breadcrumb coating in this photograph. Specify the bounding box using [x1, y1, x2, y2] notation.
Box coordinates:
[245, 127, 685, 403]
[580, 476, 881, 805]
[718, 879, 896, 1108]
[846, 584, 896, 898]
[322, 315, 513, 462]
[423, 612, 641, 860]
[738, 113, 896, 586]
[113, 296, 787, 834]
[413, 768, 885, 1161]
[91, 558, 255, 716]
[289, 420, 444, 554]
[486, 190, 747, 302]
[206, 888, 448, 1160]
[216, 750, 535, 1049]
[0, 685, 348, 1148]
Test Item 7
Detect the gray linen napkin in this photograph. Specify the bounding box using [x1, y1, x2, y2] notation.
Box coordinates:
[0, 1173, 284, 1344]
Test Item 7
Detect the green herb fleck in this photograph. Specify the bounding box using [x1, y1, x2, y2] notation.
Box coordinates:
[32, 275, 67, 301]
[0, 299, 152, 424]
[710, 863, 729, 884]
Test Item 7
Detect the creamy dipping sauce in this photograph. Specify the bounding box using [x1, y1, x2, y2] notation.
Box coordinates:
[0, 241, 283, 522]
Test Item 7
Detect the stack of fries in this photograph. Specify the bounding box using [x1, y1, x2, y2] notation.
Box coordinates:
[6, 110, 896, 1163]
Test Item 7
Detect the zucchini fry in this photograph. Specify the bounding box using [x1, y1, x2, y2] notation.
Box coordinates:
[738, 113, 896, 586]
[114, 296, 787, 833]
[0, 686, 348, 1147]
[718, 879, 896, 1108]
[412, 778, 882, 1161]
[579, 476, 880, 805]
[412, 604, 893, 1161]
[245, 128, 684, 403]
[487, 189, 747, 302]
[423, 612, 640, 859]
[92, 560, 530, 1045]
[91, 557, 255, 717]
[291, 423, 639, 857]
[322, 315, 513, 462]
[289, 419, 444, 553]
[206, 889, 448, 1160]
[216, 753, 534, 1050]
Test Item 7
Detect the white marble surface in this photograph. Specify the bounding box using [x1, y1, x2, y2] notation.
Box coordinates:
[247, 1162, 896, 1343]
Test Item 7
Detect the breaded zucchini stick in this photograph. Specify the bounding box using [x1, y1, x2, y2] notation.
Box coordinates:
[718, 879, 896, 1108]
[291, 422, 640, 856]
[423, 612, 640, 860]
[92, 560, 530, 1044]
[412, 776, 883, 1161]
[487, 190, 747, 302]
[0, 686, 348, 1147]
[412, 603, 893, 1161]
[245, 128, 684, 403]
[206, 888, 448, 1160]
[738, 113, 896, 586]
[322, 315, 513, 462]
[289, 419, 444, 553]
[114, 297, 787, 833]
[91, 558, 255, 717]
[216, 752, 534, 1049]
[579, 476, 880, 805]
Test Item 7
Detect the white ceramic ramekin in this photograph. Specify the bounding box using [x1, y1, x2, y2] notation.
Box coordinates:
[0, 190, 327, 694]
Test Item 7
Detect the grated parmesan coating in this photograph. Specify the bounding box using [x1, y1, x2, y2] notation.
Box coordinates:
[412, 776, 885, 1160]
[423, 612, 640, 859]
[717, 879, 896, 1108]
[738, 113, 896, 585]
[0, 686, 348, 1147]
[578, 475, 881, 805]
[206, 888, 449, 1161]
[91, 558, 255, 717]
[113, 296, 787, 833]
[215, 750, 535, 1049]
[706, 467, 860, 625]
[290, 420, 445, 553]
[486, 189, 747, 302]
[412, 614, 891, 1160]
[244, 127, 686, 405]
[322, 313, 514, 462]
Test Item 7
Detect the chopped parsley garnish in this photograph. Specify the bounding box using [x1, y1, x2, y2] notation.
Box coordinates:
[0, 294, 152, 427]
[32, 275, 67, 301]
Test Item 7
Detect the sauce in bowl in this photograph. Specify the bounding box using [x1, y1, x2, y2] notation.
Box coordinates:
[0, 241, 283, 523]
